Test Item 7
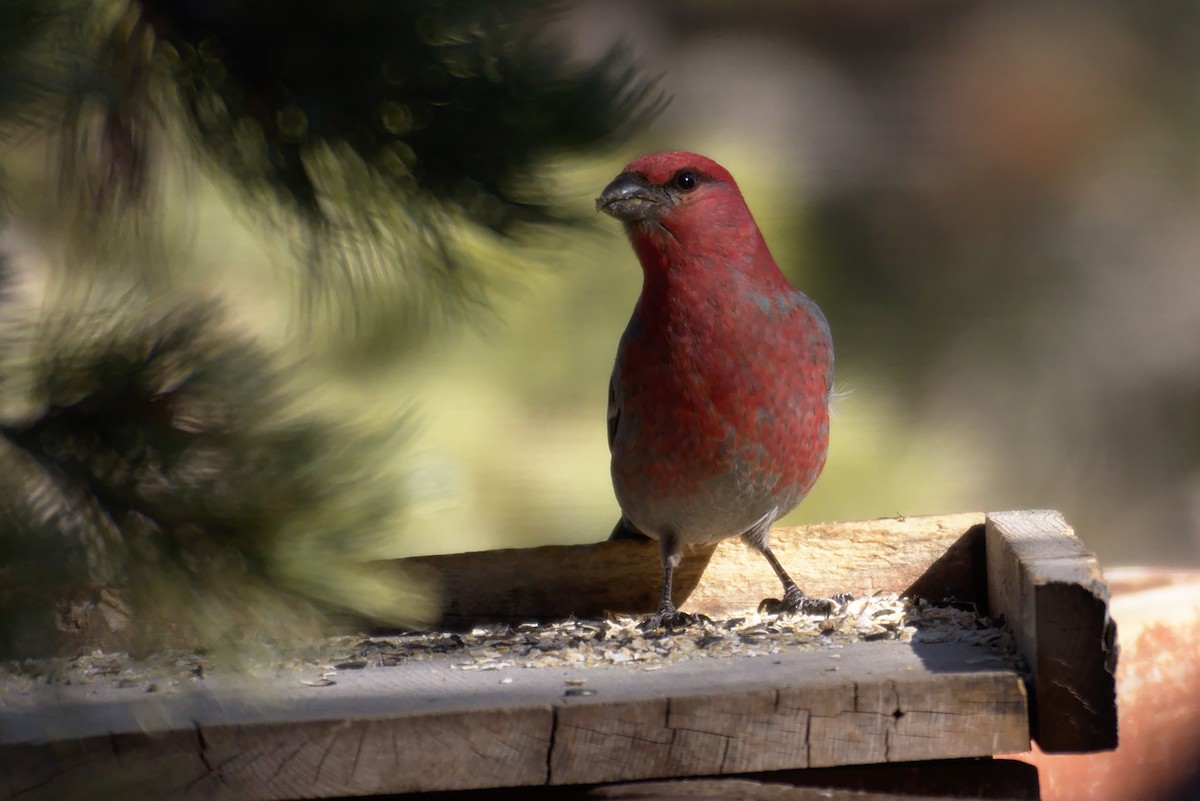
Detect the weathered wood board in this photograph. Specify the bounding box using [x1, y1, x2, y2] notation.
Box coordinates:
[37, 514, 989, 657]
[985, 510, 1118, 752]
[0, 640, 1027, 801]
[0, 510, 1119, 800]
[401, 513, 987, 628]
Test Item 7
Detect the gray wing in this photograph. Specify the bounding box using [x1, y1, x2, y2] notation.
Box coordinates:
[796, 291, 835, 394]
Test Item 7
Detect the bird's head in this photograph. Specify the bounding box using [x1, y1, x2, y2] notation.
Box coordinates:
[596, 151, 744, 231]
[596, 151, 772, 280]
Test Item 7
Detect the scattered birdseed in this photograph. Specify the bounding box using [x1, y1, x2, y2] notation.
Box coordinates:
[0, 594, 1019, 696]
[299, 676, 335, 687]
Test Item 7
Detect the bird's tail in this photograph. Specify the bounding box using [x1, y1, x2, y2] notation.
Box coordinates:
[608, 516, 652, 542]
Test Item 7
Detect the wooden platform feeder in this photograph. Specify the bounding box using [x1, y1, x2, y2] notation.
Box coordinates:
[0, 510, 1118, 800]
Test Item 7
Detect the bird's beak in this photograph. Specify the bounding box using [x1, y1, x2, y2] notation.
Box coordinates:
[596, 172, 663, 224]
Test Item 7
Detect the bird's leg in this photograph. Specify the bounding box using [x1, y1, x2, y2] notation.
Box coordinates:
[741, 523, 840, 616]
[655, 532, 684, 621]
[640, 530, 692, 630]
[755, 543, 833, 615]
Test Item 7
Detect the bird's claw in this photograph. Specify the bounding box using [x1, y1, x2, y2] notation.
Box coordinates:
[758, 588, 851, 617]
[639, 607, 708, 632]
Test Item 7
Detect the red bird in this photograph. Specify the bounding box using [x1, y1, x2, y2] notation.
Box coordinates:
[597, 152, 834, 626]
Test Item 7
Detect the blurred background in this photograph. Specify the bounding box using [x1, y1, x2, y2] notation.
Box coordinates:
[2, 0, 1199, 651]
[408, 0, 1200, 568]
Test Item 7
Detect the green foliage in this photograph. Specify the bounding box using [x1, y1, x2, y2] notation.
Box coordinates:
[3, 0, 660, 330]
[158, 0, 658, 229]
[0, 0, 655, 657]
[0, 273, 433, 656]
[0, 1, 61, 131]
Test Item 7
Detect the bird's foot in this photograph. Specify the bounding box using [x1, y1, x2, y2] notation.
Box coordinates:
[759, 588, 852, 617]
[639, 605, 708, 632]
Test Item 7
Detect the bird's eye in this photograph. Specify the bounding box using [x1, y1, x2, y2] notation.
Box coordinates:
[674, 171, 698, 192]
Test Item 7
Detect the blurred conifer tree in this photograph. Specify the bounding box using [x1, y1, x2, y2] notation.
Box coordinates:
[0, 0, 657, 656]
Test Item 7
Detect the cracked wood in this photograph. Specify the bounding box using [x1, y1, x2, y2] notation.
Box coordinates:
[2, 509, 1122, 798]
[985, 510, 1119, 752]
[1, 641, 1027, 800]
[546, 640, 1027, 784]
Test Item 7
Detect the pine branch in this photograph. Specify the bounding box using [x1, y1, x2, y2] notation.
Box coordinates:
[0, 287, 431, 657]
[1, 0, 662, 302]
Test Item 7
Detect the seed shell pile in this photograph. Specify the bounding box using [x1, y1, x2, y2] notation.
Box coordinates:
[0, 592, 1020, 696]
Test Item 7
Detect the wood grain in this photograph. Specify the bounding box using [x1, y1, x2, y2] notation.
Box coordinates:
[985, 510, 1119, 753]
[398, 513, 987, 628]
[0, 641, 1027, 800]
[547, 640, 1027, 784]
[4, 509, 1126, 799]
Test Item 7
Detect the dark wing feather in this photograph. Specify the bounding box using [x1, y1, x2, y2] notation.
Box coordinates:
[606, 374, 620, 452]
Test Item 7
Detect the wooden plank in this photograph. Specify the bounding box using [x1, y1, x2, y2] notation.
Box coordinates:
[28, 515, 989, 655]
[547, 641, 1026, 783]
[0, 640, 1028, 800]
[399, 513, 987, 628]
[985, 510, 1118, 753]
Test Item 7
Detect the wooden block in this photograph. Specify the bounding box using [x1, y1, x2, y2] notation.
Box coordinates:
[15, 509, 1127, 798]
[398, 513, 987, 628]
[0, 641, 1027, 799]
[985, 510, 1119, 753]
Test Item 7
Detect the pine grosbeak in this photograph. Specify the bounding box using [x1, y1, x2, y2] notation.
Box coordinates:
[597, 152, 834, 626]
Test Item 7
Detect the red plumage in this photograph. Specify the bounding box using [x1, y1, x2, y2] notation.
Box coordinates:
[597, 152, 834, 625]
